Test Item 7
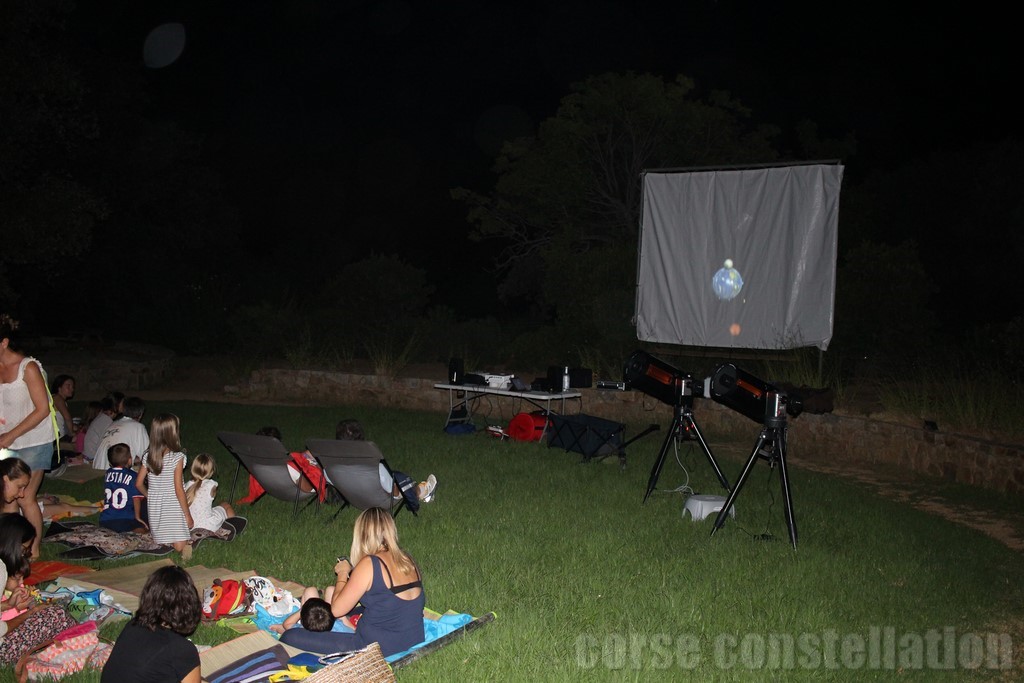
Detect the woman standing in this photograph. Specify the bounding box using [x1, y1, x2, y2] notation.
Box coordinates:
[0, 315, 55, 559]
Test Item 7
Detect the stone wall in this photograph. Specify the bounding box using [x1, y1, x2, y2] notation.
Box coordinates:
[234, 368, 1024, 494]
[33, 342, 175, 393]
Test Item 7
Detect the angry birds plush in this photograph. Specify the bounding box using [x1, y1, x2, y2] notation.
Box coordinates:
[201, 579, 252, 620]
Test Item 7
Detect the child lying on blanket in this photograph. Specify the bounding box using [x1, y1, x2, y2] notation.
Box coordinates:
[268, 591, 337, 634]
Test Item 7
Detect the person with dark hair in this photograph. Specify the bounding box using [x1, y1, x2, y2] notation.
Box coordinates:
[336, 419, 437, 503]
[1, 458, 31, 509]
[101, 565, 202, 683]
[49, 374, 76, 446]
[101, 444, 147, 533]
[82, 395, 117, 464]
[0, 512, 33, 581]
[0, 513, 78, 666]
[0, 314, 57, 559]
[3, 457, 97, 523]
[298, 598, 334, 632]
[269, 593, 336, 635]
[92, 396, 148, 469]
[74, 401, 102, 455]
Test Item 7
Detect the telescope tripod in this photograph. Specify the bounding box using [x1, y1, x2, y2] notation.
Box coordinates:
[643, 397, 731, 503]
[710, 414, 798, 549]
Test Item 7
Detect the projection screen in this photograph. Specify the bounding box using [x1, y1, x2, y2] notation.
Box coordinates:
[635, 162, 843, 350]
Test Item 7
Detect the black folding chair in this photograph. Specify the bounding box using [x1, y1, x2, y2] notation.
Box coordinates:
[218, 431, 318, 515]
[306, 438, 416, 519]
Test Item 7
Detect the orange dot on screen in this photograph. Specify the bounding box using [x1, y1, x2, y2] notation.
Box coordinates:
[729, 323, 742, 336]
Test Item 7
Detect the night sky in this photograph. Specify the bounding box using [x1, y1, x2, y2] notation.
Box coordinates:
[58, 1, 1018, 326]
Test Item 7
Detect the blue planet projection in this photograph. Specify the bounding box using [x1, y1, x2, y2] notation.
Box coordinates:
[712, 259, 744, 301]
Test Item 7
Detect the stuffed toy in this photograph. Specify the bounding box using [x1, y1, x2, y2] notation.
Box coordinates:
[201, 579, 252, 620]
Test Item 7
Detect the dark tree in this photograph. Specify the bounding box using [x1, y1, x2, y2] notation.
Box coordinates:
[0, 0, 106, 305]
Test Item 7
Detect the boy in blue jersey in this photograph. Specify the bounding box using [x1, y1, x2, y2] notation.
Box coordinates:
[100, 443, 147, 532]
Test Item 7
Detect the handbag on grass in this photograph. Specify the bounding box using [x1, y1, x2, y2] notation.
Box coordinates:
[304, 642, 395, 683]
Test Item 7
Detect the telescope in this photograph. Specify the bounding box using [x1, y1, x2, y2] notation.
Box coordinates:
[624, 350, 697, 407]
[625, 350, 730, 500]
[709, 363, 803, 424]
[706, 362, 799, 549]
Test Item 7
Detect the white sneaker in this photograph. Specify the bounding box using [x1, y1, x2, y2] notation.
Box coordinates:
[419, 475, 437, 503]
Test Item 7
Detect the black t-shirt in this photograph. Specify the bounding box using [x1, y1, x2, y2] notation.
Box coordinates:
[101, 622, 199, 683]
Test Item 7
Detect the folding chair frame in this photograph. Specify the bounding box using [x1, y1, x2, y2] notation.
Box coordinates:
[305, 439, 417, 520]
[217, 431, 318, 516]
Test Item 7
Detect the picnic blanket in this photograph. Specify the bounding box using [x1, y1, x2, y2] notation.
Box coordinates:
[24, 560, 95, 586]
[42, 518, 248, 560]
[201, 610, 496, 679]
[48, 559, 278, 614]
[48, 462, 106, 483]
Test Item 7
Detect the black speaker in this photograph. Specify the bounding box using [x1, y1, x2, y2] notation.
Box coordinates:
[568, 367, 593, 388]
[448, 357, 464, 385]
[547, 366, 566, 393]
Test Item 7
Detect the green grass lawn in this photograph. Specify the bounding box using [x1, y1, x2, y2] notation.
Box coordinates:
[15, 401, 1023, 681]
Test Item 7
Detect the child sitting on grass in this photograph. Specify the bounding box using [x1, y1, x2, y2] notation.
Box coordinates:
[100, 443, 146, 533]
[184, 453, 235, 532]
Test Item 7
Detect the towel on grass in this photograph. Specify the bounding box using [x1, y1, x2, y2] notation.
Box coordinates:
[24, 560, 95, 586]
[43, 518, 247, 560]
[254, 607, 474, 663]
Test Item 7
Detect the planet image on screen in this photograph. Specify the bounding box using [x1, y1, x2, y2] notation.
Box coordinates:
[712, 259, 743, 301]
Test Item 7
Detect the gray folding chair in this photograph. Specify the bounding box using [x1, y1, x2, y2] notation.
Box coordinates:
[305, 439, 415, 518]
[218, 431, 317, 515]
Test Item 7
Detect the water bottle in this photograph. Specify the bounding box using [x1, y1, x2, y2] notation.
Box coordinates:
[562, 366, 570, 392]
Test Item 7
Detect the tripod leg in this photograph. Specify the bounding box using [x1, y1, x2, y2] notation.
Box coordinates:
[710, 431, 767, 536]
[684, 414, 731, 492]
[643, 414, 680, 503]
[775, 428, 798, 549]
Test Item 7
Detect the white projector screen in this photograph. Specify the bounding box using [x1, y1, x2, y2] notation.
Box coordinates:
[635, 163, 843, 350]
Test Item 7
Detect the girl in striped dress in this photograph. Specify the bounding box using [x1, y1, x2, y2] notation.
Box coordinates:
[138, 414, 193, 558]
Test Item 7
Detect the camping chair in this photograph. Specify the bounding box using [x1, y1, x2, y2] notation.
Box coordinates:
[217, 431, 317, 515]
[305, 439, 416, 519]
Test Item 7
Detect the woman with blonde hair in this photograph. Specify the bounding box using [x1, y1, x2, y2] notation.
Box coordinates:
[137, 414, 193, 557]
[281, 507, 425, 657]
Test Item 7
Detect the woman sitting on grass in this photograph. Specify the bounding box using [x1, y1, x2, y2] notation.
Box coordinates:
[101, 565, 202, 683]
[2, 458, 96, 523]
[280, 507, 425, 657]
[0, 513, 78, 666]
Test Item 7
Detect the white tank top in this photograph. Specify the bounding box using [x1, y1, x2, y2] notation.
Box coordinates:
[0, 357, 56, 449]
